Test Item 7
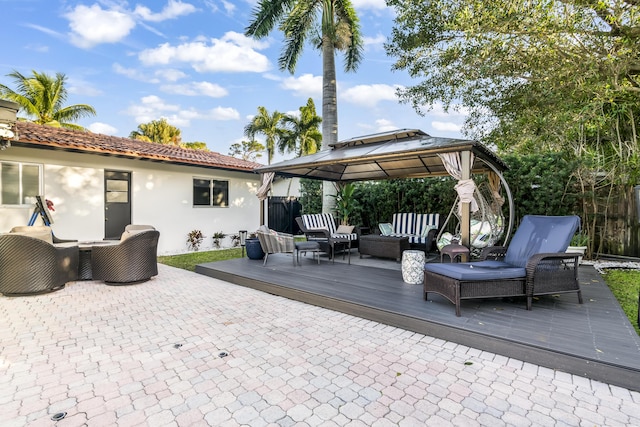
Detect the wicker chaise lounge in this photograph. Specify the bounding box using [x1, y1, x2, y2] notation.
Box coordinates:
[423, 215, 582, 316]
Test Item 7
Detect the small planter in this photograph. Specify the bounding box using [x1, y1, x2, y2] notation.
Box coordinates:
[245, 238, 265, 260]
[566, 246, 587, 264]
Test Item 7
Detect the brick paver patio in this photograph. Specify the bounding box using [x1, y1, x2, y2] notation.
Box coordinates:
[1, 264, 639, 426]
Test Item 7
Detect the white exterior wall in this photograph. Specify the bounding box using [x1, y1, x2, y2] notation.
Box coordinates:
[0, 146, 262, 254]
[270, 176, 301, 198]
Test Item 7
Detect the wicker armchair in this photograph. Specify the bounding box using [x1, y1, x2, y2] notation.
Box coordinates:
[0, 233, 79, 296]
[256, 230, 295, 266]
[424, 215, 582, 316]
[91, 230, 160, 284]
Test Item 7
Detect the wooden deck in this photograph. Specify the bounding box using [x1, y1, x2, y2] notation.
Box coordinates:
[195, 251, 640, 392]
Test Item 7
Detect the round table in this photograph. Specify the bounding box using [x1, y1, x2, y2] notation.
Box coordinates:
[401, 250, 426, 285]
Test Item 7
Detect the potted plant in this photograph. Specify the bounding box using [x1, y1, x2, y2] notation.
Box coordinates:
[566, 232, 589, 264]
[245, 232, 264, 260]
[212, 231, 226, 249]
[187, 229, 204, 251]
[332, 182, 356, 225]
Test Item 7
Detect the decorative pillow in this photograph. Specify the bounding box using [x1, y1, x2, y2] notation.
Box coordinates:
[378, 223, 393, 236]
[336, 225, 354, 234]
[421, 224, 438, 237]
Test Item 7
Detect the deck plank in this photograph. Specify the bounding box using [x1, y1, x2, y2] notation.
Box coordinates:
[195, 253, 640, 391]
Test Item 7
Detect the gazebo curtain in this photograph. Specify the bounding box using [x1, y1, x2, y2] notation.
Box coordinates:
[256, 172, 275, 201]
[438, 152, 478, 215]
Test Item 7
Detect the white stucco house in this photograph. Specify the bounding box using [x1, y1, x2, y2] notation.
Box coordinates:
[0, 121, 265, 254]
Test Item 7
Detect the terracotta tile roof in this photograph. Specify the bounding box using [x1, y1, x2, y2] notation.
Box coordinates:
[14, 121, 263, 173]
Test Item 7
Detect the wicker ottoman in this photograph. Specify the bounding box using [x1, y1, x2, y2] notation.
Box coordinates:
[359, 235, 410, 261]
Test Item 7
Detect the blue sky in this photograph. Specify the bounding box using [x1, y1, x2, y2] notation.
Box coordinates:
[1, 0, 467, 163]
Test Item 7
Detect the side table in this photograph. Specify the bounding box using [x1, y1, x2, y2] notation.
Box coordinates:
[401, 250, 426, 284]
[440, 244, 470, 263]
[330, 237, 351, 264]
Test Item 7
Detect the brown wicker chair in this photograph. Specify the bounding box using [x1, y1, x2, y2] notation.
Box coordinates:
[91, 230, 160, 284]
[424, 215, 582, 316]
[0, 233, 79, 296]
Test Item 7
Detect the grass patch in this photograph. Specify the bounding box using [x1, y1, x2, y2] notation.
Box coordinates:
[158, 248, 242, 272]
[602, 269, 640, 335]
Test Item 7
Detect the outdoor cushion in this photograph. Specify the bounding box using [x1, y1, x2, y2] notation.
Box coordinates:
[336, 225, 354, 234]
[378, 223, 393, 236]
[503, 215, 580, 268]
[424, 262, 526, 281]
[10, 225, 54, 244]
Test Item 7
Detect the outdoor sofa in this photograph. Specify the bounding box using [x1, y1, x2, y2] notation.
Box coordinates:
[378, 213, 440, 252]
[423, 215, 583, 316]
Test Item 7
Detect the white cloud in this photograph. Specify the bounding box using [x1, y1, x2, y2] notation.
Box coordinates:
[221, 0, 236, 15]
[67, 78, 102, 96]
[363, 33, 386, 50]
[342, 84, 402, 106]
[432, 121, 462, 133]
[375, 119, 397, 132]
[280, 74, 322, 97]
[113, 63, 160, 83]
[352, 0, 388, 11]
[134, 0, 197, 22]
[89, 122, 118, 135]
[65, 4, 136, 48]
[138, 32, 271, 73]
[208, 107, 240, 120]
[155, 69, 187, 82]
[160, 81, 228, 97]
[124, 95, 238, 127]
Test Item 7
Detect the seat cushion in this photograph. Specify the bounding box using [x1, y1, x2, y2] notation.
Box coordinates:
[424, 261, 526, 281]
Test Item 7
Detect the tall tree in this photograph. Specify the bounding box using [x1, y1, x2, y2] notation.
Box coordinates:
[0, 70, 96, 130]
[245, 0, 363, 151]
[279, 98, 323, 157]
[130, 118, 182, 145]
[244, 106, 286, 164]
[246, 0, 364, 212]
[229, 140, 266, 162]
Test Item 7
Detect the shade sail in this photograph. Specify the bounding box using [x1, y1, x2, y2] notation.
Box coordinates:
[254, 129, 508, 181]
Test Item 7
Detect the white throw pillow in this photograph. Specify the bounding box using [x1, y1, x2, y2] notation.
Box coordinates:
[378, 223, 393, 236]
[336, 225, 354, 234]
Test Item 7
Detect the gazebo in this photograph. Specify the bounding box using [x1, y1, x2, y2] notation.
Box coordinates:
[255, 129, 514, 247]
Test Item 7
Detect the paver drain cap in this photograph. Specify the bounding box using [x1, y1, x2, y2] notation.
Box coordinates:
[51, 412, 67, 421]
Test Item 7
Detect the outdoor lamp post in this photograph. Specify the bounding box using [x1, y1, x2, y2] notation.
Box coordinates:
[0, 100, 19, 150]
[239, 230, 247, 257]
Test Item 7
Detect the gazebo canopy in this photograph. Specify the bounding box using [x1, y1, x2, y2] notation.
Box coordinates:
[255, 129, 513, 247]
[255, 129, 508, 181]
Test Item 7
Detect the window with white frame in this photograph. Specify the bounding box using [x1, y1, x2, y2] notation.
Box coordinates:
[0, 161, 42, 205]
[193, 178, 228, 207]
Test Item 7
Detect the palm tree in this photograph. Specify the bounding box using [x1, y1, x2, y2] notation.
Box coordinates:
[130, 118, 182, 145]
[0, 70, 96, 130]
[279, 98, 322, 157]
[244, 106, 286, 164]
[246, 0, 363, 212]
[245, 0, 363, 151]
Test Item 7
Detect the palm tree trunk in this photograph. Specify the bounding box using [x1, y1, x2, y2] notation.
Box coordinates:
[321, 35, 338, 213]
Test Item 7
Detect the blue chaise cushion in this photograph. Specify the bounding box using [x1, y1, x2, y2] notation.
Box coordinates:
[424, 261, 525, 281]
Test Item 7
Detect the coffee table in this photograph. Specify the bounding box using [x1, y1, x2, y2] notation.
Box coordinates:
[78, 241, 119, 280]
